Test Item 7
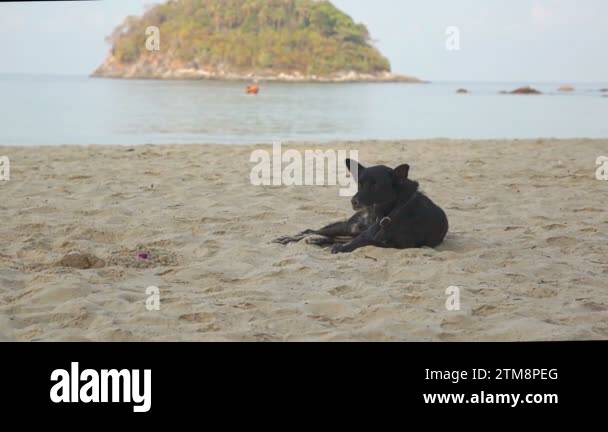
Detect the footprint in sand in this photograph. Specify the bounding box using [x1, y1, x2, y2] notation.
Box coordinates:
[592, 326, 608, 337]
[578, 227, 598, 233]
[573, 208, 603, 213]
[440, 315, 475, 332]
[505, 273, 528, 284]
[504, 226, 525, 232]
[178, 312, 215, 323]
[328, 285, 355, 297]
[582, 302, 607, 312]
[546, 236, 577, 247]
[199, 240, 221, 259]
[528, 286, 558, 299]
[472, 304, 498, 317]
[543, 224, 566, 231]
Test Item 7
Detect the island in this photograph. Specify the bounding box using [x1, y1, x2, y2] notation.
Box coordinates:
[92, 0, 423, 83]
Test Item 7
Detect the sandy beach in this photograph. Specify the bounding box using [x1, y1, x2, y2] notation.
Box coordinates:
[0, 139, 607, 341]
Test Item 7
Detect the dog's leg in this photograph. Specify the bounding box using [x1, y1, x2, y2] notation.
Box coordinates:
[273, 220, 351, 245]
[331, 225, 390, 254]
[331, 236, 389, 254]
[312, 221, 354, 238]
[273, 231, 313, 245]
[306, 236, 352, 248]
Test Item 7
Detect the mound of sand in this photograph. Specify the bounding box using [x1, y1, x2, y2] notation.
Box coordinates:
[57, 252, 105, 270]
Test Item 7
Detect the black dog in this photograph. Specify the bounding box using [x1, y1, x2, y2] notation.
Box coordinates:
[274, 159, 448, 254]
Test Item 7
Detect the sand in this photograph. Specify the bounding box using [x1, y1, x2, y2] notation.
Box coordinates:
[0, 139, 607, 341]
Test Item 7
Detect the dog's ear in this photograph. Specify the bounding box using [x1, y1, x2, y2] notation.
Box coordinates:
[393, 164, 410, 183]
[346, 159, 365, 179]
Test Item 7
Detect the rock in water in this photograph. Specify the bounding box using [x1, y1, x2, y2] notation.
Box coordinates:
[506, 86, 542, 95]
[558, 85, 574, 92]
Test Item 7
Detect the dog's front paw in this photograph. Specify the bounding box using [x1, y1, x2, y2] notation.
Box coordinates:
[273, 236, 297, 245]
[331, 244, 346, 254]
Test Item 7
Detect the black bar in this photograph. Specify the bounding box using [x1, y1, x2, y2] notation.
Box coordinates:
[1, 342, 605, 420]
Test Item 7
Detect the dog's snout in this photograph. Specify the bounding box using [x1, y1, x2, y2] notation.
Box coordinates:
[351, 196, 360, 208]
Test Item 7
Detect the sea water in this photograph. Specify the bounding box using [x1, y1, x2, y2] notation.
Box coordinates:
[1, 74, 607, 146]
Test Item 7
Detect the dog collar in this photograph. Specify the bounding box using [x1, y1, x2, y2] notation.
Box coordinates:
[379, 217, 392, 228]
[377, 191, 419, 229]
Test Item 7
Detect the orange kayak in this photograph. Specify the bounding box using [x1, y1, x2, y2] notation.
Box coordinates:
[246, 84, 259, 95]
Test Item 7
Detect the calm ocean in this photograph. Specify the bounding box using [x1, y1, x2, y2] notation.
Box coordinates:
[1, 74, 607, 146]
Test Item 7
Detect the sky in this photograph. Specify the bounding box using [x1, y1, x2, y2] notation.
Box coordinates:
[0, 0, 607, 82]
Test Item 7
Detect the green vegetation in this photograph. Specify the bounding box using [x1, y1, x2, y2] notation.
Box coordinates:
[106, 0, 391, 76]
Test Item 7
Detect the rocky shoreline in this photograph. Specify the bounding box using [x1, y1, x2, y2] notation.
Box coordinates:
[91, 56, 424, 83]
